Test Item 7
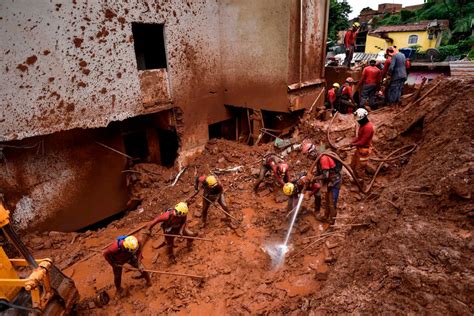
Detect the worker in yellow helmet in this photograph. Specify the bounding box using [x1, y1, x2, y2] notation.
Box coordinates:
[194, 175, 232, 227]
[343, 21, 361, 68]
[142, 202, 196, 264]
[103, 235, 151, 296]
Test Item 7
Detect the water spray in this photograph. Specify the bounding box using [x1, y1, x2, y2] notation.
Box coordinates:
[264, 193, 305, 268]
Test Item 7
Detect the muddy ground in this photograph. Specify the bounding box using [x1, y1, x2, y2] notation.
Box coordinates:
[23, 77, 473, 314]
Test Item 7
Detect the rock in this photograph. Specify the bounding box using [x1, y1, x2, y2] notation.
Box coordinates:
[274, 195, 287, 203]
[237, 184, 245, 190]
[44, 240, 52, 249]
[250, 168, 260, 176]
[218, 157, 226, 163]
[315, 271, 329, 281]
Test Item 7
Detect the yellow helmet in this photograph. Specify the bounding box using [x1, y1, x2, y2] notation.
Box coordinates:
[122, 236, 139, 252]
[283, 183, 295, 196]
[332, 82, 340, 89]
[175, 202, 189, 216]
[353, 22, 360, 28]
[206, 175, 218, 188]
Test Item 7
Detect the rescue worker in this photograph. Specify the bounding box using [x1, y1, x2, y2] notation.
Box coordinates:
[357, 59, 382, 109]
[195, 175, 232, 226]
[386, 46, 407, 106]
[254, 154, 290, 193]
[348, 108, 375, 180]
[283, 173, 321, 216]
[310, 147, 342, 225]
[301, 140, 318, 159]
[339, 77, 357, 114]
[103, 235, 151, 296]
[142, 202, 196, 264]
[327, 82, 340, 113]
[343, 22, 360, 68]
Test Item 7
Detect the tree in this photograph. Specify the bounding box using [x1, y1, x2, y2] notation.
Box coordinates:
[327, 0, 352, 43]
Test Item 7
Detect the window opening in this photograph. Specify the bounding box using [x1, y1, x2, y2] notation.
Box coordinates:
[131, 23, 167, 70]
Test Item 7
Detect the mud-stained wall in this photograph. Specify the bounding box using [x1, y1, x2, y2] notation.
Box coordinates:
[219, 0, 329, 113]
[0, 129, 129, 232]
[0, 0, 223, 153]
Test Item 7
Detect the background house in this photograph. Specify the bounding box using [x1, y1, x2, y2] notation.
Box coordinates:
[365, 20, 449, 53]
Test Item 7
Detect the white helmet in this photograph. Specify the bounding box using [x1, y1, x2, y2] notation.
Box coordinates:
[354, 108, 368, 121]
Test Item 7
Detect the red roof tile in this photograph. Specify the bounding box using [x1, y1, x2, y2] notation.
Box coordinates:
[371, 20, 449, 33]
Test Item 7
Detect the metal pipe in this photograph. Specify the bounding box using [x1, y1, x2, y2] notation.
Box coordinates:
[2, 225, 38, 268]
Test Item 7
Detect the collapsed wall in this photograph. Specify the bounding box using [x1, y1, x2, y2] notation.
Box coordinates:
[309, 78, 474, 314]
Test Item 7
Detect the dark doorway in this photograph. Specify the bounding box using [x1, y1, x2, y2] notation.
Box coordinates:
[122, 130, 149, 161]
[157, 128, 179, 167]
[131, 22, 167, 70]
[208, 119, 237, 140]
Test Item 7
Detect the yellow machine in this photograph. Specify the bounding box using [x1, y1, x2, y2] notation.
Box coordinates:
[0, 205, 79, 314]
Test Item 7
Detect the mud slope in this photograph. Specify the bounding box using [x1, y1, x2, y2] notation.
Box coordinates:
[310, 78, 474, 314]
[22, 78, 473, 314]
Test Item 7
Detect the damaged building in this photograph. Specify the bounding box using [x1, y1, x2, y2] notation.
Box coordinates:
[0, 0, 329, 231]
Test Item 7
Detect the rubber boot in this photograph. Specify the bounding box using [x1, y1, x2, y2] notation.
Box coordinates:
[314, 195, 322, 216]
[166, 245, 177, 264]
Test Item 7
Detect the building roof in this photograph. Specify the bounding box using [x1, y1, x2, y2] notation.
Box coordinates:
[371, 20, 449, 33]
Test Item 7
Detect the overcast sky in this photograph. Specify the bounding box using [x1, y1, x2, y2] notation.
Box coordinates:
[347, 0, 426, 19]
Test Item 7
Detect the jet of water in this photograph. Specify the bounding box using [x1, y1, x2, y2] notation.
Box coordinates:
[264, 193, 305, 268]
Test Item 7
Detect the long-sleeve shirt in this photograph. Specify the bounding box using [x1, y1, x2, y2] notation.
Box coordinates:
[293, 175, 321, 196]
[147, 209, 186, 231]
[195, 175, 224, 197]
[381, 57, 391, 79]
[351, 122, 374, 148]
[103, 239, 141, 265]
[344, 30, 357, 47]
[328, 88, 337, 106]
[264, 155, 289, 186]
[360, 66, 381, 86]
[388, 52, 407, 80]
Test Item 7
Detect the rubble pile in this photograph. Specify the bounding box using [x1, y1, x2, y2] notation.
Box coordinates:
[22, 78, 473, 314]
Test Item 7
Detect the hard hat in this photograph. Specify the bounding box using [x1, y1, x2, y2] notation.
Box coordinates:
[345, 77, 355, 83]
[354, 108, 369, 121]
[283, 183, 295, 196]
[353, 22, 360, 28]
[302, 142, 315, 154]
[206, 175, 218, 188]
[175, 202, 189, 216]
[278, 163, 288, 174]
[332, 82, 340, 89]
[122, 236, 139, 253]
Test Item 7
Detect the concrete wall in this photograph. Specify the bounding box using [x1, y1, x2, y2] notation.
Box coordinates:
[220, 0, 328, 113]
[0, 0, 224, 153]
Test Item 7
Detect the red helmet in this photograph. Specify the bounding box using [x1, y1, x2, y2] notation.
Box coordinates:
[345, 77, 355, 83]
[302, 142, 315, 154]
[278, 163, 288, 174]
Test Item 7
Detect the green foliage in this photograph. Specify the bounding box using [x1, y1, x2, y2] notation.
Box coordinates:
[409, 44, 423, 52]
[327, 0, 352, 42]
[437, 36, 474, 60]
[400, 10, 415, 22]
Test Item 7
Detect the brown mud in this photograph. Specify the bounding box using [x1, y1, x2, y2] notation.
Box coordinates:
[23, 77, 473, 314]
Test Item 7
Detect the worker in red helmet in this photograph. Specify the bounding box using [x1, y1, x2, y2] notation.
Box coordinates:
[357, 59, 382, 109]
[254, 154, 290, 193]
[103, 235, 151, 296]
[142, 202, 196, 264]
[309, 146, 343, 225]
[194, 175, 232, 227]
[343, 22, 361, 68]
[338, 77, 357, 114]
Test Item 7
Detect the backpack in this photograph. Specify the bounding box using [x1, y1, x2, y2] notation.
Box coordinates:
[116, 235, 128, 249]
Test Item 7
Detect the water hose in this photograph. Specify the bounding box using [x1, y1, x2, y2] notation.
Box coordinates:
[308, 144, 417, 194]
